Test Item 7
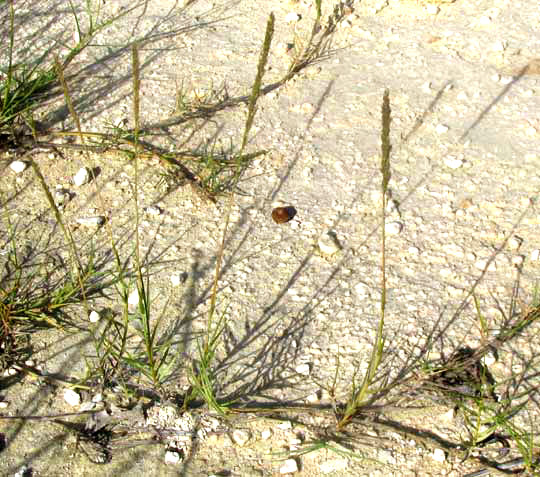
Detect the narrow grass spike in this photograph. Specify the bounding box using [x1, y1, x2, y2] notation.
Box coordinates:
[241, 13, 274, 152]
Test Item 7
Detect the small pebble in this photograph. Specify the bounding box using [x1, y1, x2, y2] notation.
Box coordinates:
[354, 282, 370, 299]
[89, 310, 100, 323]
[128, 289, 140, 306]
[385, 221, 403, 235]
[435, 124, 449, 135]
[386, 198, 399, 214]
[145, 205, 162, 216]
[531, 249, 540, 261]
[300, 102, 314, 114]
[478, 15, 492, 25]
[0, 401, 9, 409]
[373, 0, 388, 14]
[275, 42, 294, 57]
[261, 429, 273, 440]
[280, 458, 299, 474]
[426, 4, 439, 14]
[492, 40, 507, 52]
[306, 391, 320, 403]
[421, 81, 432, 93]
[444, 156, 464, 169]
[440, 408, 456, 424]
[92, 393, 103, 403]
[482, 352, 497, 366]
[285, 12, 301, 23]
[508, 236, 523, 250]
[289, 437, 302, 449]
[76, 216, 105, 227]
[295, 363, 310, 376]
[474, 259, 496, 271]
[318, 231, 341, 255]
[277, 421, 293, 430]
[231, 429, 251, 446]
[14, 465, 31, 477]
[170, 272, 187, 286]
[378, 449, 395, 464]
[73, 167, 92, 186]
[164, 449, 182, 465]
[10, 160, 28, 173]
[512, 255, 524, 267]
[3, 367, 18, 377]
[54, 188, 71, 206]
[79, 401, 96, 412]
[63, 388, 81, 407]
[431, 448, 446, 462]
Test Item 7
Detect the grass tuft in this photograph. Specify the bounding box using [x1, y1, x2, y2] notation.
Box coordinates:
[338, 89, 391, 429]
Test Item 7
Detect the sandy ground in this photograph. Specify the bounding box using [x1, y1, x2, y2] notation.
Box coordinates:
[1, 0, 540, 475]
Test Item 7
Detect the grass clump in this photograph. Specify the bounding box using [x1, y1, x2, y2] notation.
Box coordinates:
[0, 0, 126, 136]
[337, 89, 392, 430]
[187, 12, 275, 414]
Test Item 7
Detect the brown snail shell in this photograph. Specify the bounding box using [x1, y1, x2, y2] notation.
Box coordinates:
[271, 206, 297, 224]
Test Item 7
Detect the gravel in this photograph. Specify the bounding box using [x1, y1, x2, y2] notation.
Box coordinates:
[1, 0, 540, 475]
